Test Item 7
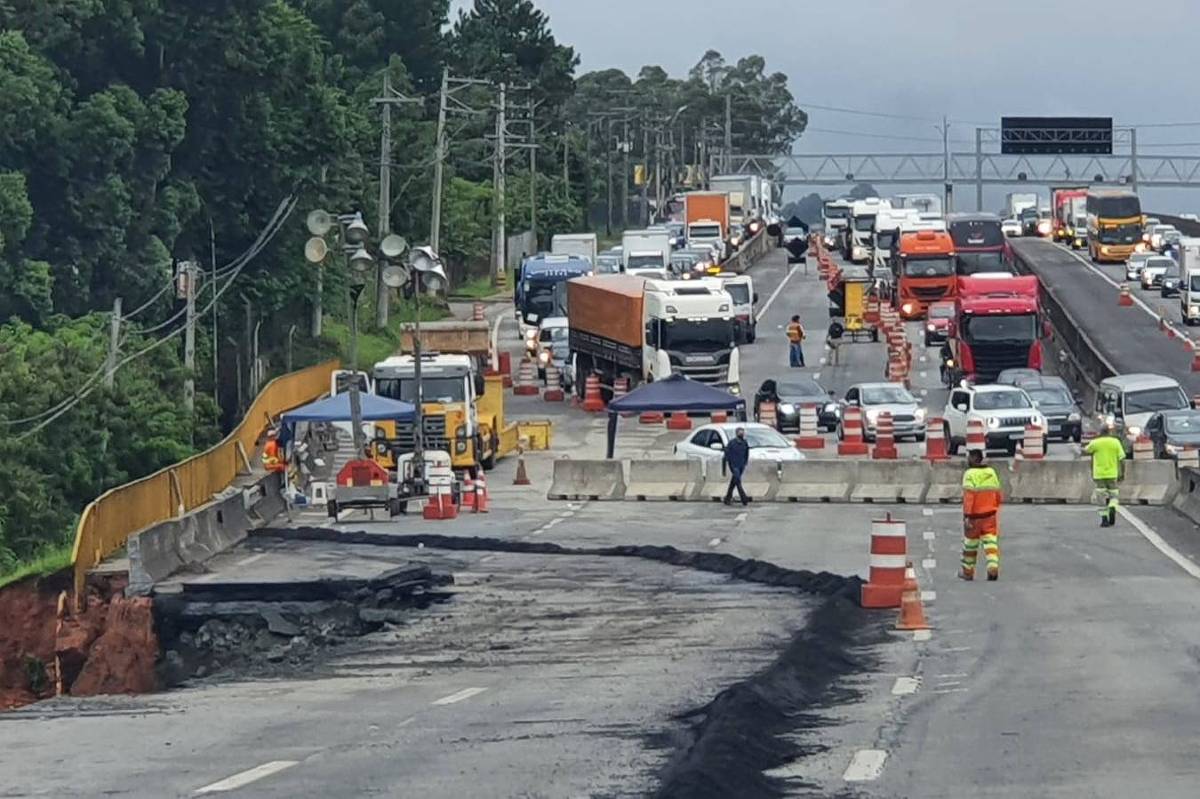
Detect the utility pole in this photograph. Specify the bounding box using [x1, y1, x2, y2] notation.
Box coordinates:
[724, 94, 733, 173]
[606, 117, 614, 235]
[621, 116, 630, 228]
[373, 70, 421, 327]
[941, 114, 953, 213]
[528, 99, 537, 250]
[641, 121, 650, 225]
[975, 127, 984, 212]
[430, 68, 449, 254]
[313, 166, 327, 338]
[562, 132, 569, 187]
[209, 215, 219, 404]
[1130, 127, 1139, 193]
[493, 81, 507, 284]
[183, 261, 196, 415]
[376, 69, 393, 328]
[105, 297, 121, 389]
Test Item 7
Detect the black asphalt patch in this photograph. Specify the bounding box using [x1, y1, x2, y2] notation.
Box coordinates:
[256, 527, 884, 796]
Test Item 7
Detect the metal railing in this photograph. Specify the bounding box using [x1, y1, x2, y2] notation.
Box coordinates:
[70, 359, 339, 599]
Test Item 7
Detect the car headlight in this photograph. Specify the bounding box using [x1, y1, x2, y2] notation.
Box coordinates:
[538, 350, 551, 365]
[1166, 443, 1181, 455]
[865, 408, 881, 424]
[915, 408, 927, 422]
[987, 416, 1001, 430]
[1101, 246, 1111, 254]
[778, 402, 796, 415]
[824, 402, 840, 415]
[1126, 425, 1142, 439]
[926, 323, 936, 332]
[1190, 305, 1198, 316]
[729, 384, 740, 395]
[945, 359, 955, 368]
[901, 302, 914, 315]
[1068, 412, 1081, 422]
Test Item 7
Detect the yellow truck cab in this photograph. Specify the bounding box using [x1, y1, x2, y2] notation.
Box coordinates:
[372, 321, 508, 474]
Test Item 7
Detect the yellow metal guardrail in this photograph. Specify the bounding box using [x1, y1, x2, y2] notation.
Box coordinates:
[70, 360, 339, 598]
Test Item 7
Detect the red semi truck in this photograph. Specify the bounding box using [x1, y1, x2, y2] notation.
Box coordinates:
[1051, 187, 1088, 244]
[943, 274, 1046, 385]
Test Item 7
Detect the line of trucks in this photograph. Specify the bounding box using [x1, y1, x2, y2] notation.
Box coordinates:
[821, 195, 1046, 385]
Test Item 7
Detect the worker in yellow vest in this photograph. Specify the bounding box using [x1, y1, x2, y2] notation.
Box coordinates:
[1086, 424, 1126, 527]
[961, 449, 1002, 581]
[786, 315, 806, 368]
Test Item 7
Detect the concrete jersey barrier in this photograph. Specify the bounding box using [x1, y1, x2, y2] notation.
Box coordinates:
[627, 458, 702, 500]
[776, 460, 858, 502]
[1006, 460, 1094, 504]
[850, 460, 929, 503]
[547, 459, 626, 501]
[697, 459, 780, 501]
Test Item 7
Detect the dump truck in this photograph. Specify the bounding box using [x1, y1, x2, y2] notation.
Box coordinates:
[372, 320, 516, 475]
[567, 274, 741, 398]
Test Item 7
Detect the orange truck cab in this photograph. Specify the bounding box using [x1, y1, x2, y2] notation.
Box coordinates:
[895, 230, 957, 320]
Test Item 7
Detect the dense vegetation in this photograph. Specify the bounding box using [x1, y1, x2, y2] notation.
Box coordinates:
[0, 0, 806, 577]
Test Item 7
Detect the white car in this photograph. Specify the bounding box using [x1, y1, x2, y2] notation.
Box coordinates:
[1001, 218, 1022, 238]
[1149, 224, 1178, 251]
[838, 382, 927, 441]
[1140, 256, 1174, 289]
[1125, 251, 1154, 281]
[943, 383, 1047, 456]
[674, 422, 805, 464]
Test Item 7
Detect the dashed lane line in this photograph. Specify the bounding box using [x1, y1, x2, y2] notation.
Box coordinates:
[920, 590, 937, 602]
[922, 558, 936, 570]
[431, 687, 488, 706]
[891, 676, 921, 696]
[195, 761, 299, 794]
[913, 629, 932, 642]
[843, 749, 888, 782]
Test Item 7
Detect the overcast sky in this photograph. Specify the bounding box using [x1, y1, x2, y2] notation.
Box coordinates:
[451, 0, 1200, 211]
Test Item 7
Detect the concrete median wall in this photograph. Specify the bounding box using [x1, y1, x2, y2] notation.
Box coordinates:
[627, 459, 702, 501]
[1122, 460, 1178, 505]
[925, 462, 964, 504]
[547, 459, 626, 501]
[697, 460, 780, 501]
[1006, 460, 1094, 504]
[850, 461, 929, 503]
[127, 472, 286, 596]
[777, 460, 857, 502]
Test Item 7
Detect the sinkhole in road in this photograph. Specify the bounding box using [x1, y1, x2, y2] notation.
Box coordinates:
[256, 527, 886, 798]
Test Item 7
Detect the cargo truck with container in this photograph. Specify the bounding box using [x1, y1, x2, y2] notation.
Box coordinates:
[895, 228, 957, 319]
[550, 233, 598, 266]
[622, 229, 673, 274]
[567, 275, 741, 398]
[847, 197, 890, 264]
[684, 191, 730, 259]
[1005, 192, 1039, 222]
[1177, 237, 1200, 325]
[943, 274, 1046, 385]
[709, 175, 753, 229]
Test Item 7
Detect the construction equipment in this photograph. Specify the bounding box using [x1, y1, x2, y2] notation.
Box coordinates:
[827, 265, 879, 342]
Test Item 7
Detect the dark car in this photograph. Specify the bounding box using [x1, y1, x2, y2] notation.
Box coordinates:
[754, 377, 839, 433]
[996, 367, 1041, 386]
[1017, 376, 1082, 443]
[924, 301, 956, 347]
[1146, 410, 1200, 459]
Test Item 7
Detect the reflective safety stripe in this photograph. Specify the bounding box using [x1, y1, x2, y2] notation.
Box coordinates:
[869, 554, 907, 569]
[870, 521, 907, 537]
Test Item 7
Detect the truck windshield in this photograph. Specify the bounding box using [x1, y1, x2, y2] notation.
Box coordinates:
[955, 252, 1009, 275]
[1125, 387, 1188, 415]
[690, 224, 721, 239]
[628, 254, 665, 270]
[902, 257, 955, 277]
[853, 215, 876, 232]
[376, 376, 467, 404]
[524, 285, 563, 319]
[1191, 275, 1200, 292]
[823, 205, 849, 220]
[962, 314, 1036, 343]
[724, 284, 750, 305]
[876, 231, 897, 251]
[949, 220, 1004, 248]
[662, 319, 733, 351]
[1097, 223, 1140, 244]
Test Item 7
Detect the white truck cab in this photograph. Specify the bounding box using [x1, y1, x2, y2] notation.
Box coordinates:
[643, 279, 742, 394]
[701, 274, 757, 344]
[943, 383, 1047, 456]
[848, 198, 892, 264]
[1178, 237, 1200, 325]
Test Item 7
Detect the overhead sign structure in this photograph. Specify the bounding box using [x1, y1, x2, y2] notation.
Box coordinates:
[1001, 117, 1113, 155]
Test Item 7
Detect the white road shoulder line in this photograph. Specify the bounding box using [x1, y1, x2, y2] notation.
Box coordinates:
[195, 761, 299, 794]
[1118, 507, 1200, 581]
[431, 686, 488, 706]
[755, 264, 800, 322]
[843, 749, 888, 782]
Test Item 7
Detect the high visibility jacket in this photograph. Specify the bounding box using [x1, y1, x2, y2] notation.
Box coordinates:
[1085, 435, 1125, 480]
[786, 322, 805, 343]
[962, 465, 1002, 518]
[262, 439, 286, 472]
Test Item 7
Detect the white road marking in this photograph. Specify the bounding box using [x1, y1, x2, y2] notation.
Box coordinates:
[943, 646, 973, 653]
[938, 673, 969, 678]
[735, 512, 748, 524]
[920, 590, 937, 602]
[1118, 507, 1200, 581]
[913, 629, 932, 642]
[922, 508, 934, 516]
[922, 558, 936, 570]
[195, 761, 299, 794]
[935, 680, 963, 688]
[934, 687, 969, 694]
[479, 555, 495, 563]
[891, 676, 921, 695]
[813, 372, 822, 380]
[709, 537, 723, 547]
[922, 531, 936, 541]
[557, 511, 574, 519]
[920, 355, 928, 364]
[397, 716, 416, 728]
[431, 687, 488, 706]
[843, 749, 888, 782]
[920, 371, 928, 379]
[1056, 245, 1164, 320]
[755, 264, 800, 322]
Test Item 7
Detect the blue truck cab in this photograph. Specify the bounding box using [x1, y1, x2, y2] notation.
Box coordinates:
[515, 254, 593, 328]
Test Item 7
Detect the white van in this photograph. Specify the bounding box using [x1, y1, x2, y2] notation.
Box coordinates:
[1095, 374, 1190, 447]
[1177, 237, 1200, 325]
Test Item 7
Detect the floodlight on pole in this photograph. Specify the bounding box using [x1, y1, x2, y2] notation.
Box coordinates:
[306, 209, 334, 236]
[345, 211, 369, 245]
[304, 237, 329, 263]
[349, 245, 374, 273]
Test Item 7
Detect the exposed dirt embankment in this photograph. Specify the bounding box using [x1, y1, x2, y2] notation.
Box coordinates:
[0, 573, 158, 710]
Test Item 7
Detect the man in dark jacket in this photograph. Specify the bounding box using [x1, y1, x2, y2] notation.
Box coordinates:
[723, 427, 751, 506]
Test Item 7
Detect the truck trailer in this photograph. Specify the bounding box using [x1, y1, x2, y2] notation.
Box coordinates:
[684, 191, 731, 259]
[551, 233, 598, 266]
[567, 275, 741, 398]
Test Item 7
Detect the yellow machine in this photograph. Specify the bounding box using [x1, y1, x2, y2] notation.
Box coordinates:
[372, 321, 516, 474]
[827, 265, 879, 342]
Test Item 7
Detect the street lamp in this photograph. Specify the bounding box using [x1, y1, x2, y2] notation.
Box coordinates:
[395, 245, 447, 483]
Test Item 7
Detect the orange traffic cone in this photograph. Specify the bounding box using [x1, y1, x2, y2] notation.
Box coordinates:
[903, 561, 918, 593]
[895, 588, 930, 631]
[461, 474, 476, 510]
[513, 455, 531, 486]
[475, 472, 489, 513]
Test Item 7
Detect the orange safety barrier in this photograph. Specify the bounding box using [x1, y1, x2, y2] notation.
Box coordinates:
[872, 411, 898, 460]
[862, 516, 908, 609]
[71, 360, 339, 602]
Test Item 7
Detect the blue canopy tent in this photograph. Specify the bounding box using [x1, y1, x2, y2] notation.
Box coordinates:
[605, 374, 746, 458]
[279, 393, 416, 445]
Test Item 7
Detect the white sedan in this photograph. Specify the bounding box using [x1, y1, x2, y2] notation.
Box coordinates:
[1001, 218, 1022, 237]
[674, 422, 805, 464]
